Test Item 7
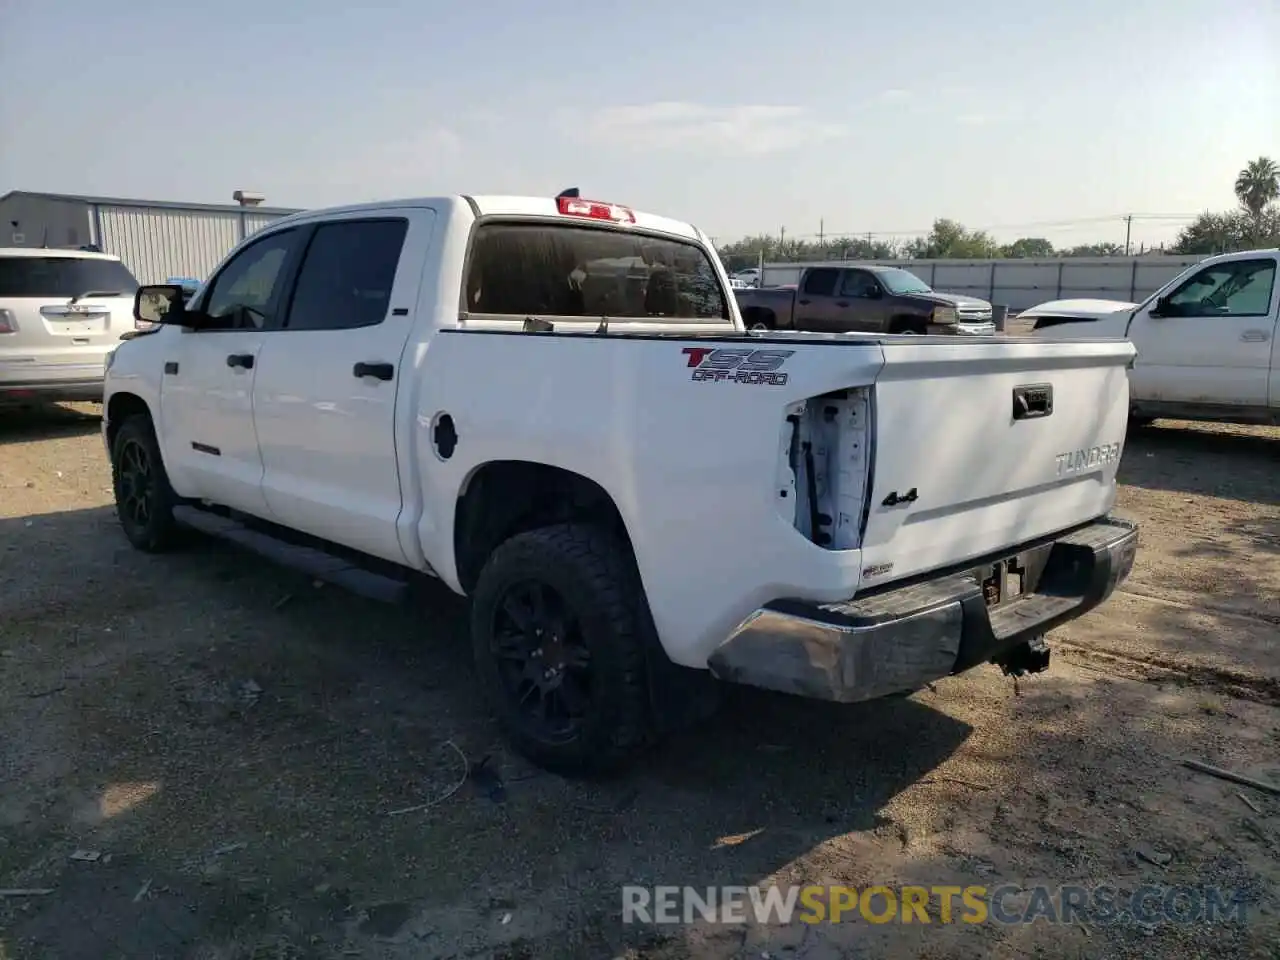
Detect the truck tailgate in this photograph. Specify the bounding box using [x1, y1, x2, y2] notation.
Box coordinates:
[857, 337, 1135, 586]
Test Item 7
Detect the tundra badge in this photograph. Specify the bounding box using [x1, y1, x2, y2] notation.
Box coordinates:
[1055, 442, 1122, 476]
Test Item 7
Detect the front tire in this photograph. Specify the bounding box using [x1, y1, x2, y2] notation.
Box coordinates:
[890, 318, 927, 335]
[111, 414, 183, 552]
[470, 523, 651, 776]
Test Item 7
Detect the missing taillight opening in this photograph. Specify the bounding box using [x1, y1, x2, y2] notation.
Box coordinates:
[776, 388, 872, 550]
[556, 196, 636, 223]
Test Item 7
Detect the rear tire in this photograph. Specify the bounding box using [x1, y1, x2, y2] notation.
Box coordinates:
[469, 523, 651, 776]
[111, 414, 183, 552]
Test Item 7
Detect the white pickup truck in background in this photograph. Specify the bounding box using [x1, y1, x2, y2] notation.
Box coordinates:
[1022, 249, 1280, 426]
[102, 191, 1138, 774]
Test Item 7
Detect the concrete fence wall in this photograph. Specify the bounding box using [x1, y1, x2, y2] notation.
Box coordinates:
[759, 256, 1206, 311]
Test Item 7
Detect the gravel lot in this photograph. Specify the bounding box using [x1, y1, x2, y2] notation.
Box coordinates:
[1, 403, 1277, 960]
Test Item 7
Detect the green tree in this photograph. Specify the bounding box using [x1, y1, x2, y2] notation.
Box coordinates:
[1063, 242, 1124, 257]
[717, 233, 902, 268]
[823, 236, 901, 260]
[1234, 156, 1279, 217]
[1173, 208, 1280, 255]
[1000, 237, 1055, 258]
[904, 219, 1000, 259]
[716, 234, 779, 272]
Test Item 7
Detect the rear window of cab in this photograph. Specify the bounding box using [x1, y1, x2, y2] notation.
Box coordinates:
[463, 222, 729, 322]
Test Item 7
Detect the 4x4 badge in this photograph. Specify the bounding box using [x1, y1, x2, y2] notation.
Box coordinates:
[881, 488, 918, 507]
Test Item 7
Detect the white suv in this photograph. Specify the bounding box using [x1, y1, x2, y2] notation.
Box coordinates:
[0, 247, 140, 403]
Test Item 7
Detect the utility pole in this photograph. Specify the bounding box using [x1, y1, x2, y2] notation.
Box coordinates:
[1123, 214, 1133, 256]
[818, 218, 824, 255]
[779, 226, 786, 251]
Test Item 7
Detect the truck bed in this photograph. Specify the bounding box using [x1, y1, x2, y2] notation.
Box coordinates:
[416, 327, 1136, 668]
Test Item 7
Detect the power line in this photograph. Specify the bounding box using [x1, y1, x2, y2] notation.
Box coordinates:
[751, 213, 1198, 242]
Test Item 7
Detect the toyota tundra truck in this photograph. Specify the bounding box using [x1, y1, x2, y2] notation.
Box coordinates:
[102, 191, 1138, 774]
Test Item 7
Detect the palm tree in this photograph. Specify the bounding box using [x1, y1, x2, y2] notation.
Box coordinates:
[1234, 157, 1280, 217]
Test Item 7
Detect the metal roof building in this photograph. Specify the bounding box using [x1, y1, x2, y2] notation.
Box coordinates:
[0, 190, 302, 284]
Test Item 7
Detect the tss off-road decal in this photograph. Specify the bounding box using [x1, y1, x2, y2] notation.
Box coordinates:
[681, 347, 795, 385]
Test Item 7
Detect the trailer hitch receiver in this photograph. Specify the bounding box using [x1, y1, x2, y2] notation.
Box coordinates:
[994, 634, 1051, 677]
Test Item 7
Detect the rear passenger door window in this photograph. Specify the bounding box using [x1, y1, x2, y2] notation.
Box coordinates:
[284, 219, 409, 330]
[801, 268, 839, 297]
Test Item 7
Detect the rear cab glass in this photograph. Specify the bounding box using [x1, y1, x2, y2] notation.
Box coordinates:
[462, 222, 730, 324]
[0, 256, 139, 298]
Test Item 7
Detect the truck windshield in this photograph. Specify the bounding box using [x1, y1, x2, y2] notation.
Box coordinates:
[465, 223, 729, 321]
[876, 268, 933, 296]
[0, 256, 139, 298]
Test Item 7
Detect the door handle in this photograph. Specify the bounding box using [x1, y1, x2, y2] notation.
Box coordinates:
[797, 299, 811, 305]
[353, 361, 394, 381]
[1240, 330, 1270, 342]
[226, 353, 254, 369]
[836, 300, 849, 308]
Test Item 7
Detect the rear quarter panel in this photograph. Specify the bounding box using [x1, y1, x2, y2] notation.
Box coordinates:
[408, 330, 886, 667]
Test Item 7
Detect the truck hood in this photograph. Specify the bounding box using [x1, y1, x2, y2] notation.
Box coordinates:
[1021, 299, 1136, 339]
[900, 291, 992, 310]
[1020, 298, 1137, 321]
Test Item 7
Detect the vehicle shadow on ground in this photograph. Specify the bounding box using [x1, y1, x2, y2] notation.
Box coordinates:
[1120, 422, 1279, 505]
[0, 401, 102, 447]
[4, 508, 1276, 960]
[0, 506, 973, 959]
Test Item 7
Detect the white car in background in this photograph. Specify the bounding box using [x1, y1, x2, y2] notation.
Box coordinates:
[1022, 249, 1279, 426]
[0, 247, 140, 403]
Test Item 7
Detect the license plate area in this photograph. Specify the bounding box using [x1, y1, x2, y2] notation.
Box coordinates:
[982, 555, 1028, 609]
[47, 317, 106, 336]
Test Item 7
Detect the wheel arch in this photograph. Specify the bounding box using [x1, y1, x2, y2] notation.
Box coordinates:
[741, 306, 778, 330]
[105, 391, 155, 451]
[452, 459, 634, 596]
[888, 314, 928, 333]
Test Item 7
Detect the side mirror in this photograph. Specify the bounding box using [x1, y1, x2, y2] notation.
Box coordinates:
[133, 284, 189, 327]
[867, 286, 884, 299]
[1149, 296, 1170, 318]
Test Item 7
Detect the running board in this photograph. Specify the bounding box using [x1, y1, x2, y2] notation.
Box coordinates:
[172, 506, 410, 604]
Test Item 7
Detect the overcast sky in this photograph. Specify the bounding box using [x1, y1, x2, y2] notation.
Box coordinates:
[2, 0, 1277, 249]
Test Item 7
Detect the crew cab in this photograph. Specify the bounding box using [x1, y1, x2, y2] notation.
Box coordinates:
[1022, 249, 1280, 426]
[735, 264, 995, 335]
[103, 192, 1137, 774]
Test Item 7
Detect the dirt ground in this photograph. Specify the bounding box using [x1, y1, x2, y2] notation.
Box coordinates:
[1, 403, 1277, 960]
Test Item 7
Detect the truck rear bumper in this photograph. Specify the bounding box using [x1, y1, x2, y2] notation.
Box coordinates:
[707, 516, 1137, 702]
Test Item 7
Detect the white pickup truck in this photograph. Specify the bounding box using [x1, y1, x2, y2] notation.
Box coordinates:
[102, 191, 1138, 774]
[1021, 249, 1280, 426]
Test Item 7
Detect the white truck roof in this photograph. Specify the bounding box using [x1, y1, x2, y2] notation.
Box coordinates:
[267, 195, 706, 244]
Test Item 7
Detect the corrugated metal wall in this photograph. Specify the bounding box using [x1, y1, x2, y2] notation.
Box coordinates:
[97, 206, 240, 284]
[242, 211, 286, 239]
[759, 256, 1205, 311]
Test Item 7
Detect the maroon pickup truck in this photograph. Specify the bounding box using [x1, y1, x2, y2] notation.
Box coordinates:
[735, 264, 995, 335]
